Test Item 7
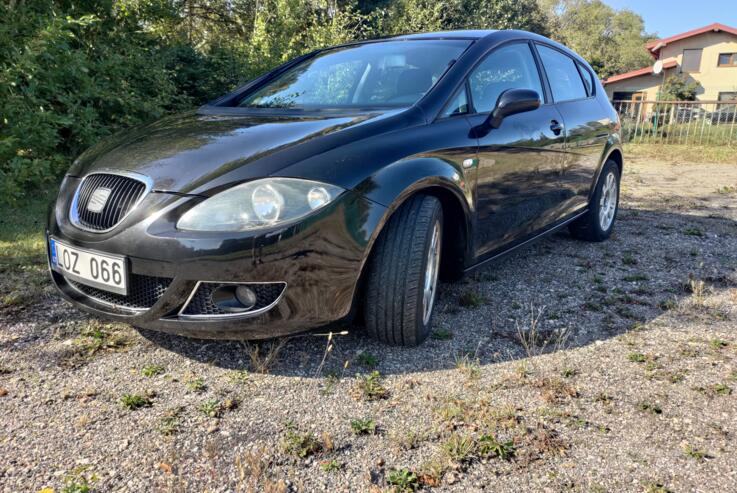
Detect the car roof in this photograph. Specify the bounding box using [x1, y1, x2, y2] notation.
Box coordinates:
[390, 30, 498, 40]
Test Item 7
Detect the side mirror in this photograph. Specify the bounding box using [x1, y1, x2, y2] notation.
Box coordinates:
[473, 89, 541, 137]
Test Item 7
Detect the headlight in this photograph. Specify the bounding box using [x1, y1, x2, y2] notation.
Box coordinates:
[177, 178, 345, 232]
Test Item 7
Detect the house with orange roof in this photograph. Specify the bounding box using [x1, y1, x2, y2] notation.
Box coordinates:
[603, 23, 737, 105]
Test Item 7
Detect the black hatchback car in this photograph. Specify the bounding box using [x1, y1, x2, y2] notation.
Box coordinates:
[48, 30, 623, 346]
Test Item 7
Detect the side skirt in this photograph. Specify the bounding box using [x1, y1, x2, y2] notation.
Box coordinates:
[463, 208, 589, 274]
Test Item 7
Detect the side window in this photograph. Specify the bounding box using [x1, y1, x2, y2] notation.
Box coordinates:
[577, 62, 595, 96]
[537, 45, 587, 102]
[441, 86, 469, 117]
[468, 43, 544, 113]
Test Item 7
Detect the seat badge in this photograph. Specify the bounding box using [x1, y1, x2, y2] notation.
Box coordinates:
[87, 187, 112, 213]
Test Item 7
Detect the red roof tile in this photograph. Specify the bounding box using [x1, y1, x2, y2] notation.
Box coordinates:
[603, 60, 677, 85]
[645, 23, 737, 56]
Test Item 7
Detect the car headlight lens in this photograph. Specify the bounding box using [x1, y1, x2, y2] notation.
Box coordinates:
[177, 178, 345, 232]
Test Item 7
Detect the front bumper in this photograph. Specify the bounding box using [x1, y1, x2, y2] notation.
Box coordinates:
[48, 178, 387, 339]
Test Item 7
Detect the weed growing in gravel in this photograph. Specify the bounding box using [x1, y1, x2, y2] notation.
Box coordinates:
[459, 289, 484, 308]
[643, 482, 674, 493]
[244, 338, 288, 374]
[223, 370, 248, 386]
[352, 370, 389, 400]
[141, 364, 165, 377]
[658, 298, 678, 311]
[350, 418, 377, 435]
[386, 468, 419, 492]
[185, 377, 206, 392]
[356, 352, 378, 368]
[199, 399, 222, 418]
[280, 423, 322, 458]
[478, 434, 516, 460]
[710, 338, 728, 350]
[561, 368, 577, 378]
[710, 383, 732, 396]
[442, 433, 475, 463]
[628, 352, 647, 363]
[120, 393, 152, 410]
[320, 459, 342, 472]
[431, 328, 453, 340]
[637, 401, 662, 415]
[62, 476, 93, 493]
[159, 408, 182, 436]
[682, 443, 710, 460]
[390, 428, 428, 451]
[622, 252, 638, 265]
[683, 227, 704, 237]
[454, 353, 481, 380]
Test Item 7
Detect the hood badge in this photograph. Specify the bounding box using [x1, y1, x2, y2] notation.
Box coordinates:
[87, 187, 112, 213]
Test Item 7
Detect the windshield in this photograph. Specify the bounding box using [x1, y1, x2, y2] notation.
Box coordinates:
[237, 40, 471, 109]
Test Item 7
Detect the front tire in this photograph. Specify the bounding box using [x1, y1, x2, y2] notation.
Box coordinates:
[364, 195, 443, 346]
[569, 159, 620, 242]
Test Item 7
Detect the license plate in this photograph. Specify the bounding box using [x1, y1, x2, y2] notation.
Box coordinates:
[49, 238, 128, 295]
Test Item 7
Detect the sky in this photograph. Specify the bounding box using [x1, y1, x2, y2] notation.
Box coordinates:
[604, 0, 737, 38]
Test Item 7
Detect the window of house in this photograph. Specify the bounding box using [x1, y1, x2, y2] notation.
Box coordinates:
[718, 92, 737, 110]
[718, 53, 737, 67]
[537, 44, 588, 102]
[468, 43, 544, 113]
[681, 49, 703, 72]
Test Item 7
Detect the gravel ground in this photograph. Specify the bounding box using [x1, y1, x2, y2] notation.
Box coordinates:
[1, 158, 736, 493]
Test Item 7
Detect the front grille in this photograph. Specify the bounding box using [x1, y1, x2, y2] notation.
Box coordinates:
[68, 274, 172, 310]
[72, 173, 148, 231]
[181, 282, 286, 316]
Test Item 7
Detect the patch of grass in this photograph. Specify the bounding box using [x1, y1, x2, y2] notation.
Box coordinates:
[120, 393, 152, 411]
[431, 328, 453, 340]
[622, 252, 638, 266]
[454, 353, 481, 380]
[356, 352, 378, 368]
[643, 482, 673, 493]
[141, 364, 165, 377]
[478, 434, 515, 460]
[352, 371, 389, 401]
[628, 352, 647, 363]
[280, 424, 322, 458]
[711, 383, 732, 396]
[658, 298, 678, 311]
[320, 459, 342, 472]
[386, 468, 419, 492]
[710, 338, 728, 350]
[561, 368, 577, 378]
[459, 289, 484, 308]
[389, 428, 427, 451]
[623, 143, 737, 165]
[350, 418, 377, 435]
[683, 227, 704, 237]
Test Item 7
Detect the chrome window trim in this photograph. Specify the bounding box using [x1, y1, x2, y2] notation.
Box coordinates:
[177, 281, 287, 320]
[69, 170, 153, 234]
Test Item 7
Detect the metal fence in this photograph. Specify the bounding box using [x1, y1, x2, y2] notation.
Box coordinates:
[612, 99, 737, 146]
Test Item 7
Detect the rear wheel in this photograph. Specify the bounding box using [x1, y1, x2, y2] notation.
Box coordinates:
[569, 159, 620, 242]
[364, 194, 443, 346]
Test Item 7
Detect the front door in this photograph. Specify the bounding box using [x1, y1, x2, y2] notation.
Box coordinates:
[466, 42, 568, 257]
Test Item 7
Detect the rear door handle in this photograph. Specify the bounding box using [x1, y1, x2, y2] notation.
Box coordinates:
[550, 120, 564, 135]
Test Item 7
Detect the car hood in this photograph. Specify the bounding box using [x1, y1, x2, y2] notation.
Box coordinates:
[69, 108, 413, 195]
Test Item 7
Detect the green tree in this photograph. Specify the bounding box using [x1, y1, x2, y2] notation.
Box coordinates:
[541, 0, 654, 78]
[658, 75, 700, 101]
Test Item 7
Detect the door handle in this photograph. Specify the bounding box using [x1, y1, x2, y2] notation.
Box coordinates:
[550, 120, 564, 135]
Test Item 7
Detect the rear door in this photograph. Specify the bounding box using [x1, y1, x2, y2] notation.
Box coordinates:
[535, 44, 611, 213]
[467, 41, 568, 257]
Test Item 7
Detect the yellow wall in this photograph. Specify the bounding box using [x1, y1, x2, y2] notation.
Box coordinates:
[604, 30, 737, 101]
